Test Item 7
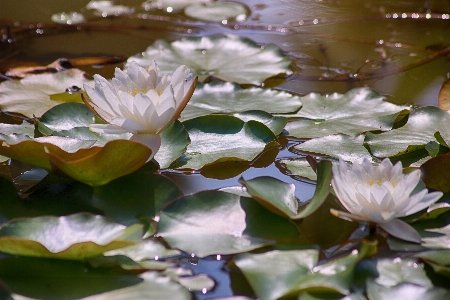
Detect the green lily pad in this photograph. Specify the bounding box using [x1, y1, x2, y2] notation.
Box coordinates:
[180, 82, 302, 121]
[80, 272, 191, 300]
[277, 157, 317, 181]
[174, 115, 277, 170]
[157, 190, 302, 257]
[92, 172, 182, 224]
[127, 34, 292, 84]
[232, 111, 287, 136]
[38, 102, 95, 132]
[420, 152, 450, 192]
[422, 224, 450, 249]
[0, 213, 142, 259]
[155, 120, 191, 169]
[0, 69, 92, 117]
[294, 134, 373, 162]
[234, 241, 375, 299]
[366, 281, 450, 300]
[239, 160, 331, 219]
[104, 239, 181, 261]
[365, 107, 450, 157]
[0, 121, 35, 136]
[47, 139, 153, 186]
[0, 135, 95, 170]
[284, 88, 407, 138]
[184, 2, 247, 22]
[375, 258, 432, 288]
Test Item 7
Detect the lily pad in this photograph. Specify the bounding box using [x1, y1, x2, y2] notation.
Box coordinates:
[0, 69, 92, 117]
[375, 258, 432, 288]
[277, 157, 317, 181]
[180, 82, 302, 121]
[142, 0, 211, 11]
[365, 107, 450, 157]
[420, 152, 450, 193]
[284, 88, 407, 139]
[366, 281, 450, 300]
[174, 115, 277, 170]
[0, 213, 142, 259]
[234, 242, 375, 299]
[232, 111, 287, 136]
[0, 135, 95, 170]
[126, 34, 292, 84]
[38, 102, 95, 133]
[91, 172, 182, 224]
[155, 120, 191, 169]
[157, 190, 303, 257]
[422, 224, 450, 249]
[104, 239, 181, 261]
[294, 134, 373, 163]
[47, 139, 153, 186]
[184, 2, 247, 22]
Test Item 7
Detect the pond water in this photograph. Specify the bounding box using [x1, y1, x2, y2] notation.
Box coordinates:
[1, 0, 450, 299]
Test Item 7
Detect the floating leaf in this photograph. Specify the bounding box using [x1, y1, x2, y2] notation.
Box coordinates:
[365, 107, 450, 157]
[142, 0, 211, 11]
[294, 134, 373, 163]
[284, 88, 407, 138]
[420, 152, 450, 192]
[155, 120, 190, 168]
[277, 157, 318, 181]
[104, 239, 181, 261]
[232, 111, 287, 136]
[47, 139, 153, 186]
[127, 34, 291, 84]
[184, 2, 247, 22]
[422, 224, 450, 249]
[174, 115, 277, 170]
[366, 281, 450, 300]
[0, 213, 142, 259]
[0, 121, 34, 136]
[38, 102, 95, 133]
[0, 69, 92, 117]
[180, 82, 302, 121]
[234, 241, 375, 299]
[0, 135, 95, 170]
[375, 258, 432, 288]
[82, 272, 191, 300]
[92, 172, 182, 224]
[157, 191, 302, 257]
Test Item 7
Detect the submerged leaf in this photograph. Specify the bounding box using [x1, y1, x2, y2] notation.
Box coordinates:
[126, 34, 291, 84]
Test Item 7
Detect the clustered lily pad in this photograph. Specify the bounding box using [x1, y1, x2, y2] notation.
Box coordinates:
[2, 30, 450, 300]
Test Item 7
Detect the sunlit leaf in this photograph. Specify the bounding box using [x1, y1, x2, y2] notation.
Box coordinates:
[294, 134, 373, 163]
[104, 239, 181, 261]
[157, 191, 302, 257]
[422, 224, 450, 249]
[142, 0, 211, 11]
[0, 213, 142, 259]
[92, 172, 182, 224]
[180, 82, 301, 121]
[232, 111, 287, 136]
[0, 69, 92, 117]
[47, 140, 153, 186]
[127, 34, 291, 84]
[366, 281, 450, 300]
[38, 102, 95, 133]
[0, 135, 95, 170]
[365, 107, 450, 157]
[156, 120, 190, 169]
[234, 241, 375, 299]
[375, 258, 432, 288]
[0, 122, 34, 136]
[174, 115, 277, 170]
[184, 2, 247, 22]
[284, 88, 407, 138]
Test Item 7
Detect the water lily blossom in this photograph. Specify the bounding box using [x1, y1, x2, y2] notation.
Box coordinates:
[82, 61, 197, 160]
[331, 158, 443, 243]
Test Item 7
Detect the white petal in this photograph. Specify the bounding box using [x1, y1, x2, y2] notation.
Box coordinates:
[379, 219, 421, 243]
[89, 123, 129, 134]
[397, 190, 443, 217]
[111, 116, 147, 133]
[130, 133, 161, 161]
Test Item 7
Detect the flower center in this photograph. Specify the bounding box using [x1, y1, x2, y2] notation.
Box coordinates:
[367, 178, 388, 186]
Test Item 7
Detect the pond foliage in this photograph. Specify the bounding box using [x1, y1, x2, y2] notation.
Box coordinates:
[1, 0, 450, 299]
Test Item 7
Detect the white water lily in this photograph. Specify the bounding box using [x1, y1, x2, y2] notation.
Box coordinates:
[82, 61, 197, 160]
[331, 158, 443, 243]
